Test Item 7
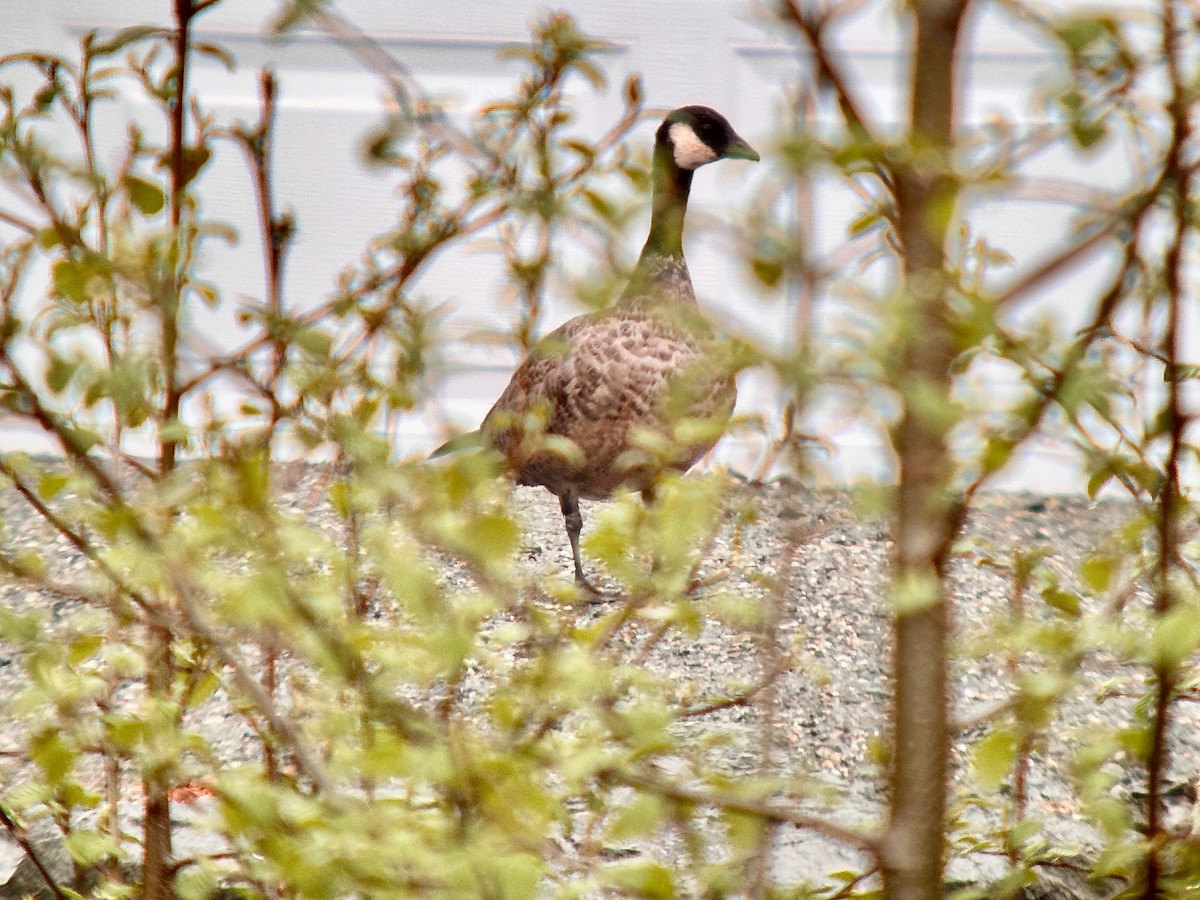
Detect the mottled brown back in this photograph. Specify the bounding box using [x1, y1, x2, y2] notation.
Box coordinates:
[482, 262, 736, 500]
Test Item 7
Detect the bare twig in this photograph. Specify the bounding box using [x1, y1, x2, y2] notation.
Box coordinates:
[780, 0, 878, 143]
[0, 806, 70, 900]
[604, 766, 879, 855]
[1144, 2, 1192, 891]
[680, 652, 794, 719]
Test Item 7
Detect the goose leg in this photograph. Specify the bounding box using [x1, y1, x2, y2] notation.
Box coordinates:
[641, 485, 663, 579]
[559, 491, 599, 593]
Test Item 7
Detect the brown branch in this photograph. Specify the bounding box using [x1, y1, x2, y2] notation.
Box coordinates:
[0, 805, 70, 900]
[1145, 1, 1192, 890]
[224, 66, 291, 783]
[680, 652, 794, 719]
[603, 767, 879, 855]
[167, 580, 336, 794]
[745, 521, 799, 896]
[0, 207, 38, 234]
[955, 695, 1022, 735]
[159, 0, 193, 478]
[225, 69, 290, 393]
[882, 2, 972, 897]
[992, 222, 1121, 311]
[175, 94, 641, 400]
[959, 229, 1143, 509]
[311, 8, 496, 166]
[830, 866, 881, 899]
[781, 0, 877, 144]
[0, 460, 151, 619]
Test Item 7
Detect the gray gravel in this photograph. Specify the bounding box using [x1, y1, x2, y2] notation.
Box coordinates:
[0, 462, 1181, 897]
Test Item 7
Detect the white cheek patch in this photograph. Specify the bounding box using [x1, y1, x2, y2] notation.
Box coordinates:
[669, 122, 718, 170]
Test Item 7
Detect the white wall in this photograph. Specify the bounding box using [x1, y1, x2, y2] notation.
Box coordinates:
[0, 1, 1192, 491]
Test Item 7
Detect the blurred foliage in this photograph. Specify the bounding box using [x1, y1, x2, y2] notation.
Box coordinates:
[0, 0, 1193, 898]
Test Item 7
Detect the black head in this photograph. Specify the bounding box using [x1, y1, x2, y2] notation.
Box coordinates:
[656, 105, 760, 171]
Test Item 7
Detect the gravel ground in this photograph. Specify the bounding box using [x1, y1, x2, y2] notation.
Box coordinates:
[0, 462, 1184, 897]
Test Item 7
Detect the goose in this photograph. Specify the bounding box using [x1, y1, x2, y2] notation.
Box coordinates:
[450, 105, 758, 590]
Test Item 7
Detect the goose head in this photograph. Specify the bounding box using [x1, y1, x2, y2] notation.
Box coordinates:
[657, 105, 760, 171]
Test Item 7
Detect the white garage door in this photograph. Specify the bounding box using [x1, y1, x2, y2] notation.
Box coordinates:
[0, 1, 1184, 491]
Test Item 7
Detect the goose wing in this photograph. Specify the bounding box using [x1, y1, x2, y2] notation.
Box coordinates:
[482, 310, 735, 497]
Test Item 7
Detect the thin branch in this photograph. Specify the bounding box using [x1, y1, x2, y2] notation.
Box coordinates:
[174, 97, 642, 400]
[680, 652, 794, 718]
[0, 207, 38, 234]
[311, 8, 496, 167]
[1145, 0, 1192, 889]
[781, 0, 877, 144]
[0, 806, 70, 900]
[0, 459, 151, 618]
[167, 580, 336, 795]
[992, 222, 1122, 311]
[952, 697, 1019, 735]
[830, 865, 880, 899]
[604, 767, 880, 855]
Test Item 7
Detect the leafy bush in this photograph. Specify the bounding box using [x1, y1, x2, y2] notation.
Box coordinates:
[0, 1, 1195, 898]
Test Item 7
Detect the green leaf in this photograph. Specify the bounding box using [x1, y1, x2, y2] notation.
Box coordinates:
[1040, 585, 1081, 618]
[103, 714, 147, 751]
[581, 188, 614, 219]
[848, 208, 884, 237]
[328, 480, 351, 518]
[750, 257, 783, 287]
[157, 144, 212, 189]
[37, 227, 64, 249]
[45, 354, 79, 394]
[1013, 546, 1052, 581]
[1117, 724, 1151, 760]
[606, 794, 666, 841]
[1152, 604, 1200, 669]
[1092, 838, 1145, 875]
[1058, 16, 1113, 53]
[0, 607, 44, 644]
[1165, 363, 1200, 382]
[52, 257, 99, 303]
[1080, 554, 1116, 594]
[3, 782, 51, 814]
[484, 853, 542, 898]
[1085, 467, 1112, 500]
[174, 863, 220, 900]
[159, 418, 190, 443]
[184, 670, 220, 709]
[38, 471, 70, 500]
[1069, 118, 1106, 150]
[724, 808, 766, 854]
[191, 281, 220, 308]
[30, 730, 75, 784]
[603, 860, 675, 898]
[973, 728, 1018, 791]
[891, 570, 940, 614]
[14, 549, 47, 579]
[91, 24, 164, 56]
[980, 437, 1014, 475]
[124, 173, 166, 215]
[192, 41, 236, 72]
[68, 634, 104, 666]
[64, 829, 120, 866]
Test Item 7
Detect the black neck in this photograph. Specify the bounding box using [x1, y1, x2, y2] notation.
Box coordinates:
[637, 142, 693, 264]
